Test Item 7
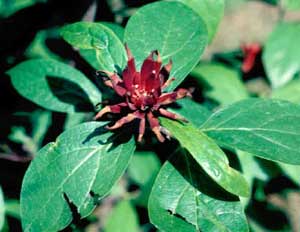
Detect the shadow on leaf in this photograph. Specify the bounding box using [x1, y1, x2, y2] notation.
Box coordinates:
[170, 147, 239, 202]
[46, 75, 95, 112]
[83, 123, 135, 152]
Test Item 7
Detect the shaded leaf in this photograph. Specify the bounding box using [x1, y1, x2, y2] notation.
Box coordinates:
[104, 200, 139, 232]
[263, 22, 300, 88]
[0, 0, 37, 17]
[9, 126, 38, 155]
[191, 63, 249, 106]
[25, 28, 62, 60]
[31, 110, 52, 146]
[21, 122, 135, 231]
[237, 150, 268, 207]
[149, 149, 249, 232]
[124, 1, 208, 91]
[64, 112, 88, 130]
[128, 151, 161, 187]
[161, 118, 250, 197]
[237, 151, 268, 188]
[5, 200, 20, 219]
[128, 151, 161, 206]
[7, 59, 101, 113]
[200, 99, 300, 164]
[170, 0, 224, 42]
[0, 187, 4, 231]
[61, 22, 126, 71]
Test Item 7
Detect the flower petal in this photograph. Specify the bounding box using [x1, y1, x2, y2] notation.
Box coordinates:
[159, 108, 187, 122]
[140, 50, 162, 92]
[94, 102, 128, 120]
[123, 45, 139, 91]
[147, 111, 165, 142]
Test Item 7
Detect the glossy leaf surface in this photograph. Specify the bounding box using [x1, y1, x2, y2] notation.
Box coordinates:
[124, 1, 208, 91]
[61, 22, 126, 71]
[149, 150, 249, 232]
[7, 59, 101, 113]
[161, 118, 250, 197]
[21, 122, 135, 231]
[171, 0, 224, 42]
[201, 99, 300, 164]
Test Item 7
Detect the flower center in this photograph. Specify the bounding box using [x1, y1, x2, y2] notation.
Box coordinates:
[130, 84, 156, 111]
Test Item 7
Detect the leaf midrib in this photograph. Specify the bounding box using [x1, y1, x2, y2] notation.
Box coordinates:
[25, 145, 104, 231]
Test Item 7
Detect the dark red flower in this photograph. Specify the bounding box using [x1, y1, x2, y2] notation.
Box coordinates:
[94, 45, 190, 142]
[241, 42, 261, 73]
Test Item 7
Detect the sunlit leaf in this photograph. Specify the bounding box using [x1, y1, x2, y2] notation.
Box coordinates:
[21, 122, 135, 231]
[7, 59, 101, 113]
[170, 0, 224, 42]
[124, 1, 208, 91]
[263, 22, 300, 88]
[149, 149, 249, 232]
[201, 99, 300, 164]
[101, 22, 124, 41]
[161, 118, 250, 197]
[61, 22, 126, 71]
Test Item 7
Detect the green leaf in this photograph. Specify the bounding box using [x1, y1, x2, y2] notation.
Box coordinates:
[124, 1, 208, 91]
[271, 78, 300, 104]
[128, 151, 161, 206]
[25, 28, 62, 60]
[101, 22, 124, 41]
[191, 63, 249, 106]
[0, 187, 4, 231]
[149, 150, 249, 232]
[278, 162, 300, 184]
[104, 200, 139, 232]
[161, 118, 250, 197]
[263, 0, 279, 5]
[64, 112, 88, 130]
[21, 122, 135, 232]
[61, 22, 126, 71]
[263, 22, 300, 88]
[7, 59, 101, 113]
[237, 150, 268, 207]
[31, 110, 52, 146]
[237, 151, 268, 188]
[282, 0, 300, 10]
[170, 0, 224, 42]
[9, 126, 38, 155]
[128, 151, 161, 186]
[5, 200, 20, 219]
[169, 98, 211, 127]
[200, 99, 300, 164]
[0, 0, 38, 17]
